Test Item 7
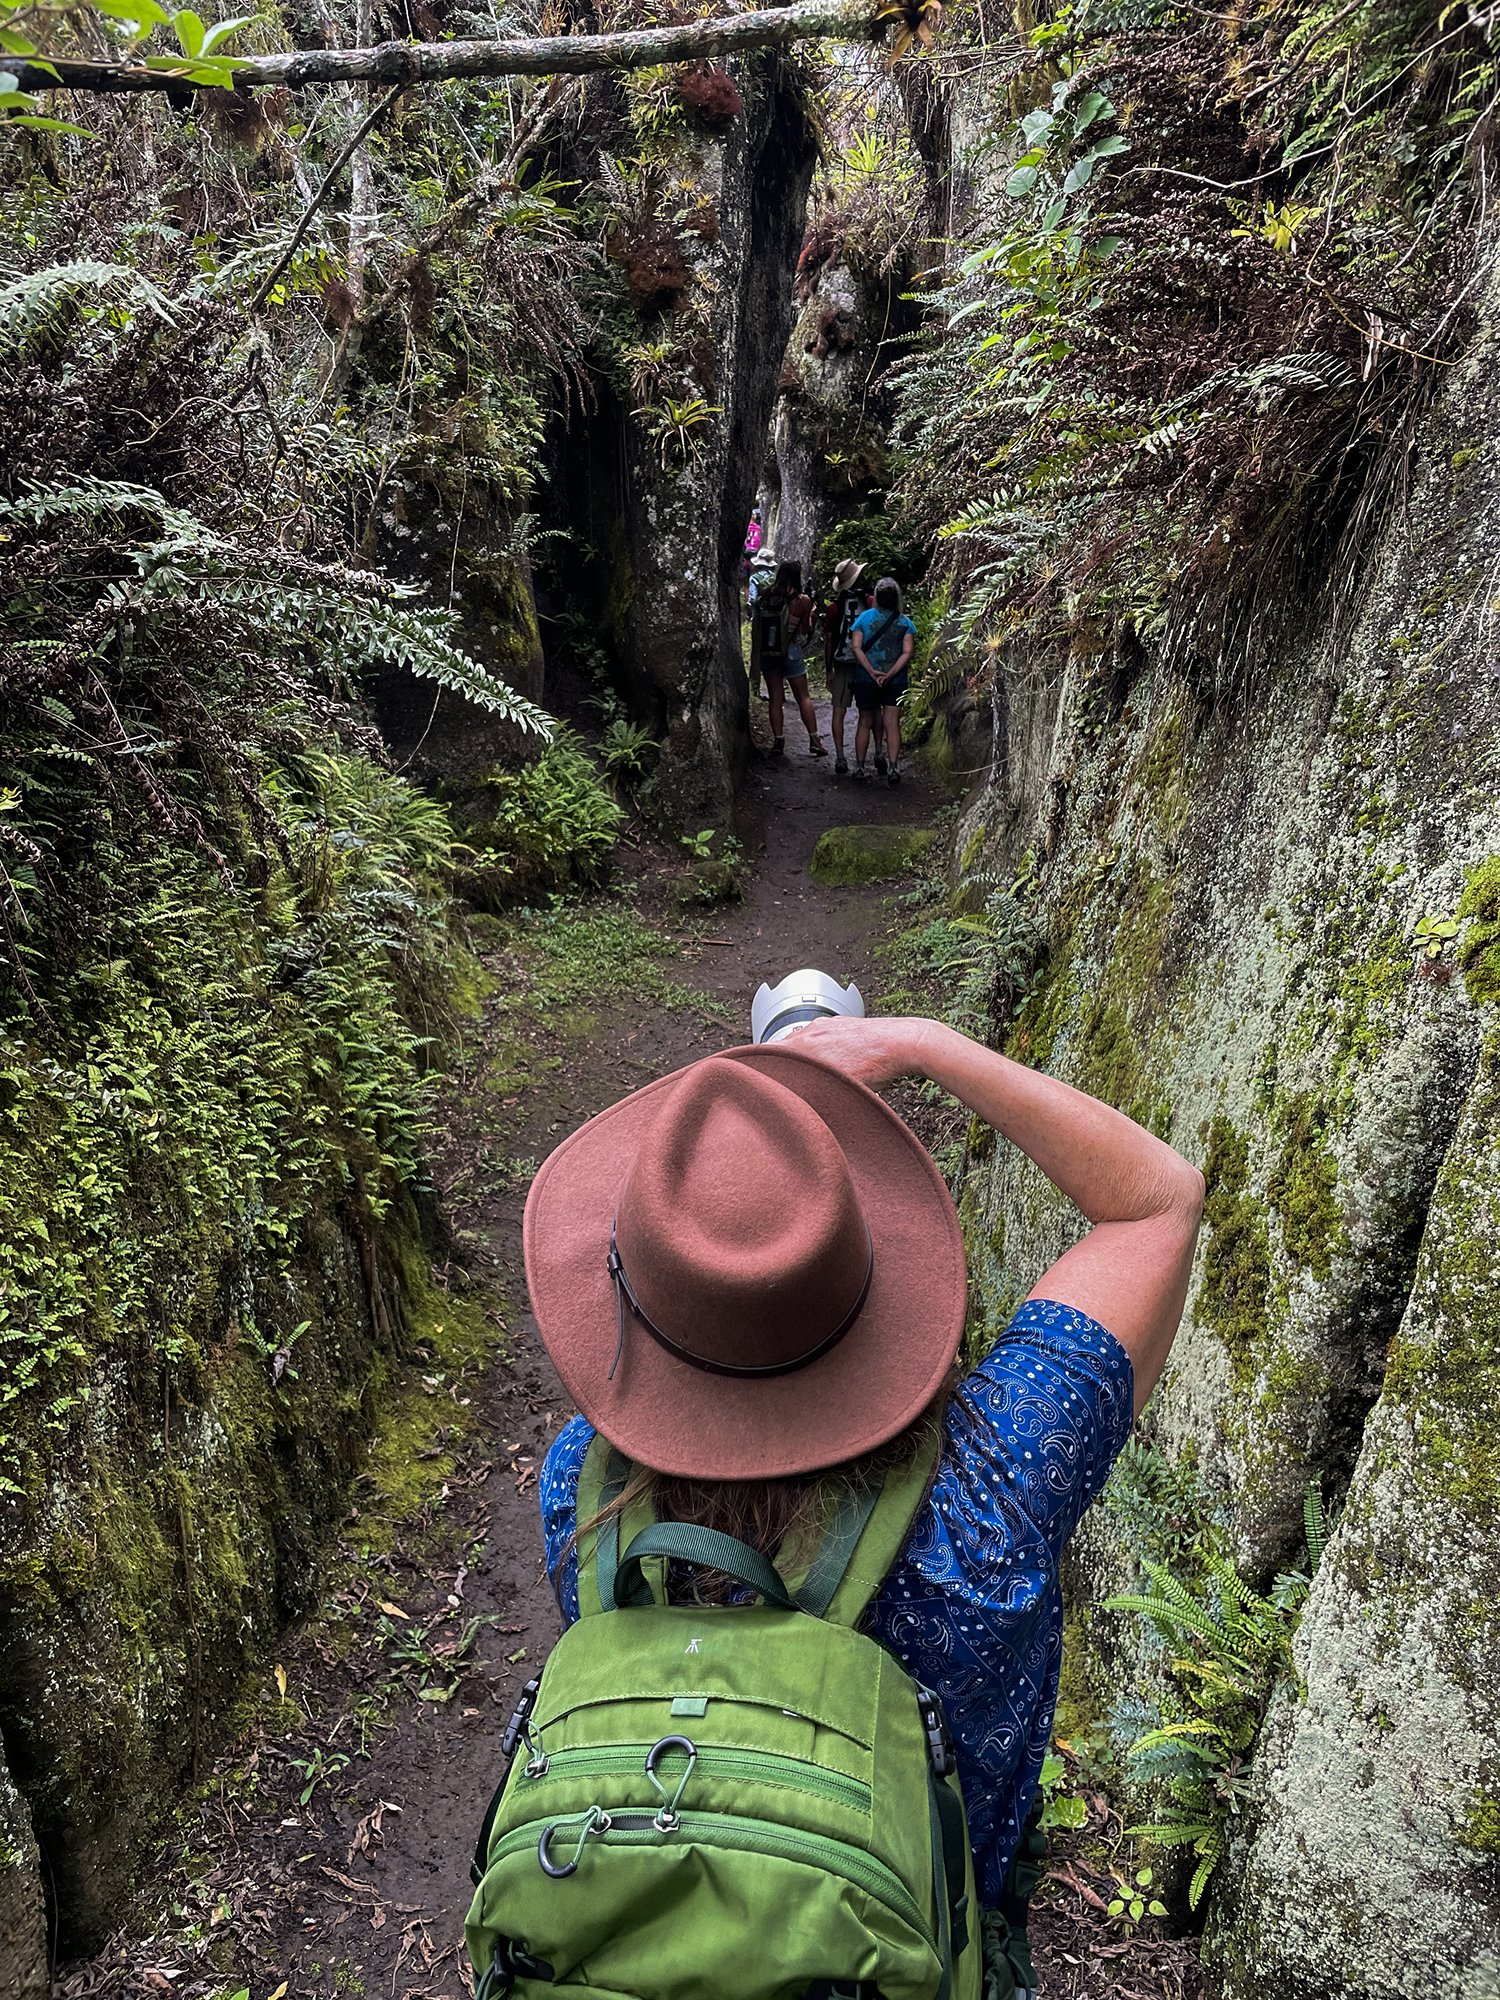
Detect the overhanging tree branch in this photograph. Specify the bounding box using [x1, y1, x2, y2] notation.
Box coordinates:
[0, 0, 894, 96]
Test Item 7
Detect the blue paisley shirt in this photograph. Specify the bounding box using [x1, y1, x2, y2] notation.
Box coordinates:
[538, 1298, 1134, 1907]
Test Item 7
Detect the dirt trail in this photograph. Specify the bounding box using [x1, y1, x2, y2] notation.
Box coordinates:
[59, 697, 949, 2000]
[320, 697, 948, 1992]
[62, 696, 1205, 2000]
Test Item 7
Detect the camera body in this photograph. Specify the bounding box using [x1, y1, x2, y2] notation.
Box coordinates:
[751, 969, 865, 1046]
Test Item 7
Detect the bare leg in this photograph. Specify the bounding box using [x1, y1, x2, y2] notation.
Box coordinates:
[884, 704, 902, 769]
[854, 709, 872, 767]
[767, 673, 785, 744]
[830, 701, 847, 762]
[789, 675, 823, 750]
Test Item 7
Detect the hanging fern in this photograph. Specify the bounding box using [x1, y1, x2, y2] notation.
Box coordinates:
[0, 262, 176, 359]
[1, 475, 550, 736]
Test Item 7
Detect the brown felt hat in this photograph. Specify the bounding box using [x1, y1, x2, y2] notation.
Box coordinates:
[523, 1045, 967, 1479]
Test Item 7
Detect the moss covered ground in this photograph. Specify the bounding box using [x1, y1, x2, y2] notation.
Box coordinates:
[811, 822, 937, 885]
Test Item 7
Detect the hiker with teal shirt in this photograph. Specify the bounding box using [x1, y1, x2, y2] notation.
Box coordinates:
[850, 575, 915, 785]
[466, 1013, 1203, 2000]
[824, 556, 871, 776]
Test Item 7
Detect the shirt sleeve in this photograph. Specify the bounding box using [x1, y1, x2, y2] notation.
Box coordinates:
[538, 1414, 595, 1625]
[947, 1298, 1135, 1560]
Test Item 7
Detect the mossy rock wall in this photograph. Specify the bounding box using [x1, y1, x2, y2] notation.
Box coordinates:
[366, 480, 547, 779]
[951, 272, 1500, 1992]
[769, 258, 907, 573]
[1207, 1031, 1500, 1996]
[0, 1745, 46, 1996]
[0, 1208, 412, 1959]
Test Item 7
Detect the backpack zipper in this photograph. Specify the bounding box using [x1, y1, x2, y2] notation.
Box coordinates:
[483, 1807, 932, 1949]
[515, 1743, 870, 1816]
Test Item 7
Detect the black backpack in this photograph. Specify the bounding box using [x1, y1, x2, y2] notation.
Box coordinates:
[755, 592, 787, 665]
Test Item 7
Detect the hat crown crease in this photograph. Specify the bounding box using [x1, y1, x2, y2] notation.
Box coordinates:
[614, 1058, 871, 1371]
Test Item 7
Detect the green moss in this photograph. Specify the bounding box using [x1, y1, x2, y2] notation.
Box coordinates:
[1195, 1115, 1271, 1381]
[1006, 941, 1073, 1072]
[1074, 995, 1139, 1107]
[1130, 701, 1191, 838]
[1266, 1093, 1345, 1278]
[1458, 855, 1500, 1007]
[0, 752, 462, 1487]
[351, 1283, 505, 1556]
[1456, 1791, 1500, 1856]
[1380, 1033, 1500, 1514]
[810, 823, 937, 886]
[1253, 1344, 1335, 1443]
[1282, 895, 1411, 1109]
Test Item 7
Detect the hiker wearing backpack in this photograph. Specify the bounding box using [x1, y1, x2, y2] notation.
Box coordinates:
[824, 556, 871, 776]
[850, 575, 916, 785]
[467, 1016, 1204, 2000]
[751, 559, 826, 760]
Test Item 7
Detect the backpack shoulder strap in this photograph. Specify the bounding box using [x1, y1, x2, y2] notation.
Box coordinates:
[575, 1416, 945, 1626]
[575, 1435, 660, 1617]
[782, 1416, 945, 1628]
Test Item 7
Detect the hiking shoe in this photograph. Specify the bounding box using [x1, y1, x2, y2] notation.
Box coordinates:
[809, 736, 827, 757]
[834, 755, 849, 775]
[851, 764, 867, 783]
[873, 750, 888, 775]
[771, 737, 785, 758]
[887, 765, 902, 786]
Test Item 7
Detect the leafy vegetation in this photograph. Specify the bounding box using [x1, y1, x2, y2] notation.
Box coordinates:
[460, 731, 625, 903]
[892, 0, 1497, 674]
[1106, 1485, 1328, 1908]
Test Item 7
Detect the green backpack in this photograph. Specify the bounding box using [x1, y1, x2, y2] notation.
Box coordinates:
[466, 1430, 982, 2000]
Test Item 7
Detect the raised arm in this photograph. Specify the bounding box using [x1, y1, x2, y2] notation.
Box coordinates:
[791, 1016, 1204, 1413]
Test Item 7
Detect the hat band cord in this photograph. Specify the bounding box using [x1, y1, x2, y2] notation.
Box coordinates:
[606, 1222, 873, 1382]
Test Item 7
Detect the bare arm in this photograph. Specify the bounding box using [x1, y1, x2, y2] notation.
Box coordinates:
[791, 1016, 1204, 1413]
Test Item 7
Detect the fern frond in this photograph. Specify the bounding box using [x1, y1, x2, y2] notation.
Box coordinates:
[1127, 1819, 1220, 1848]
[1189, 1829, 1226, 1909]
[1104, 1587, 1241, 1657]
[0, 261, 175, 359]
[1304, 1479, 1327, 1570]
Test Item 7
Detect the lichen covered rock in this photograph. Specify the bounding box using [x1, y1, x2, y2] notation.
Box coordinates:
[0, 1748, 46, 1998]
[549, 55, 816, 823]
[1208, 1032, 1500, 1997]
[948, 268, 1500, 1993]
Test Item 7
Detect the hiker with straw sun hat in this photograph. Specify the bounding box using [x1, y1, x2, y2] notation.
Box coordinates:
[466, 1015, 1204, 2000]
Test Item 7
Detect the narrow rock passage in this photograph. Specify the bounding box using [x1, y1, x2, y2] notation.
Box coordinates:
[58, 704, 949, 2000]
[60, 703, 1204, 2000]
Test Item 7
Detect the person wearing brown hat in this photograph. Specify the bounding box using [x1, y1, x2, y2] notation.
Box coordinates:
[529, 1014, 1203, 1945]
[823, 558, 870, 776]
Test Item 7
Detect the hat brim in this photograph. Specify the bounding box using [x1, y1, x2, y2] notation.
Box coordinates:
[523, 1044, 967, 1479]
